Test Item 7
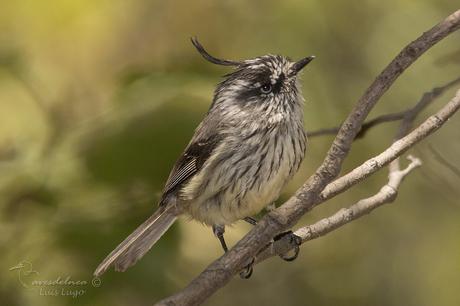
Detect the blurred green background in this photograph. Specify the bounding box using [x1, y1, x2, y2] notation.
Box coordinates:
[1, 1, 459, 305]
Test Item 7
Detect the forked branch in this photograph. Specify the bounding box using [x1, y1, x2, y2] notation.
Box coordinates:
[256, 88, 460, 264]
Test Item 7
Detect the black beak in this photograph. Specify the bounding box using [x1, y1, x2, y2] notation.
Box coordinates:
[291, 56, 315, 75]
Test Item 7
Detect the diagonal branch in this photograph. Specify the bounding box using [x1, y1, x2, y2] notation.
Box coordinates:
[307, 76, 460, 139]
[256, 79, 460, 265]
[254, 90, 460, 264]
[156, 10, 460, 306]
[307, 111, 406, 138]
[319, 86, 459, 201]
[298, 155, 421, 242]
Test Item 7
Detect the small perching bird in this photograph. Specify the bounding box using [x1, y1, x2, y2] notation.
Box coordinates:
[94, 37, 314, 278]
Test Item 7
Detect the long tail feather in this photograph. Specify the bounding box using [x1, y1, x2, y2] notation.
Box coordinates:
[94, 208, 177, 277]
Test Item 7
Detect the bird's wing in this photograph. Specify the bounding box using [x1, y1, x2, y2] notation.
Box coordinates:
[160, 116, 223, 205]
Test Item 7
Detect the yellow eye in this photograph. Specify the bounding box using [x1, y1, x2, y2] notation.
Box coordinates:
[260, 83, 272, 94]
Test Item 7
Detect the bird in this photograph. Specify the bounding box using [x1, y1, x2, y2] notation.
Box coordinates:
[94, 37, 314, 278]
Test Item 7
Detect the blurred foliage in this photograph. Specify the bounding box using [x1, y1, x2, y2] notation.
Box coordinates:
[1, 1, 460, 305]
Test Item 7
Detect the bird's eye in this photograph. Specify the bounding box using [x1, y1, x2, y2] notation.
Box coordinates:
[260, 83, 272, 94]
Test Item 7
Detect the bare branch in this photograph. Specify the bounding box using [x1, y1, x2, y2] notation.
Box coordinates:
[255, 90, 460, 264]
[300, 156, 420, 239]
[307, 111, 405, 138]
[155, 10, 460, 306]
[307, 76, 460, 139]
[256, 80, 460, 265]
[320, 90, 459, 200]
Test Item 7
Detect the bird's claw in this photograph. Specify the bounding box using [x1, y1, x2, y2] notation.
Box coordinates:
[274, 231, 302, 262]
[239, 257, 255, 279]
[238, 231, 301, 278]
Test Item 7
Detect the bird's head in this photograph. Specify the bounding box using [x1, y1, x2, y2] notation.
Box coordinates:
[191, 37, 314, 118]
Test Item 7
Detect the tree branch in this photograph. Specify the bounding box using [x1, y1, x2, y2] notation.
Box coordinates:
[255, 85, 460, 265]
[254, 90, 460, 264]
[298, 155, 421, 242]
[319, 87, 459, 202]
[307, 76, 460, 138]
[155, 10, 460, 306]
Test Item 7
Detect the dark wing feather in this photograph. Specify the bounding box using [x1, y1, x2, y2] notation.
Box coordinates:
[163, 157, 197, 194]
[160, 117, 223, 205]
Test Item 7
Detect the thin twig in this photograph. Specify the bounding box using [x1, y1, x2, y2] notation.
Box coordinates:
[307, 76, 460, 139]
[307, 111, 406, 138]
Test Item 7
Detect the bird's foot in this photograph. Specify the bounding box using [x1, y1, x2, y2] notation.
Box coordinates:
[239, 257, 255, 279]
[273, 231, 302, 262]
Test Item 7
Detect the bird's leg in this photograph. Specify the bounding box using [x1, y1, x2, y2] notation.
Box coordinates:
[241, 204, 302, 277]
[236, 210, 302, 278]
[273, 231, 302, 261]
[212, 224, 228, 253]
[213, 223, 253, 278]
[238, 217, 259, 278]
[243, 217, 258, 226]
[250, 202, 302, 262]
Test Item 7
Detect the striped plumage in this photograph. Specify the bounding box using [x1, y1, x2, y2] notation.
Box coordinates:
[181, 56, 307, 224]
[94, 39, 313, 276]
